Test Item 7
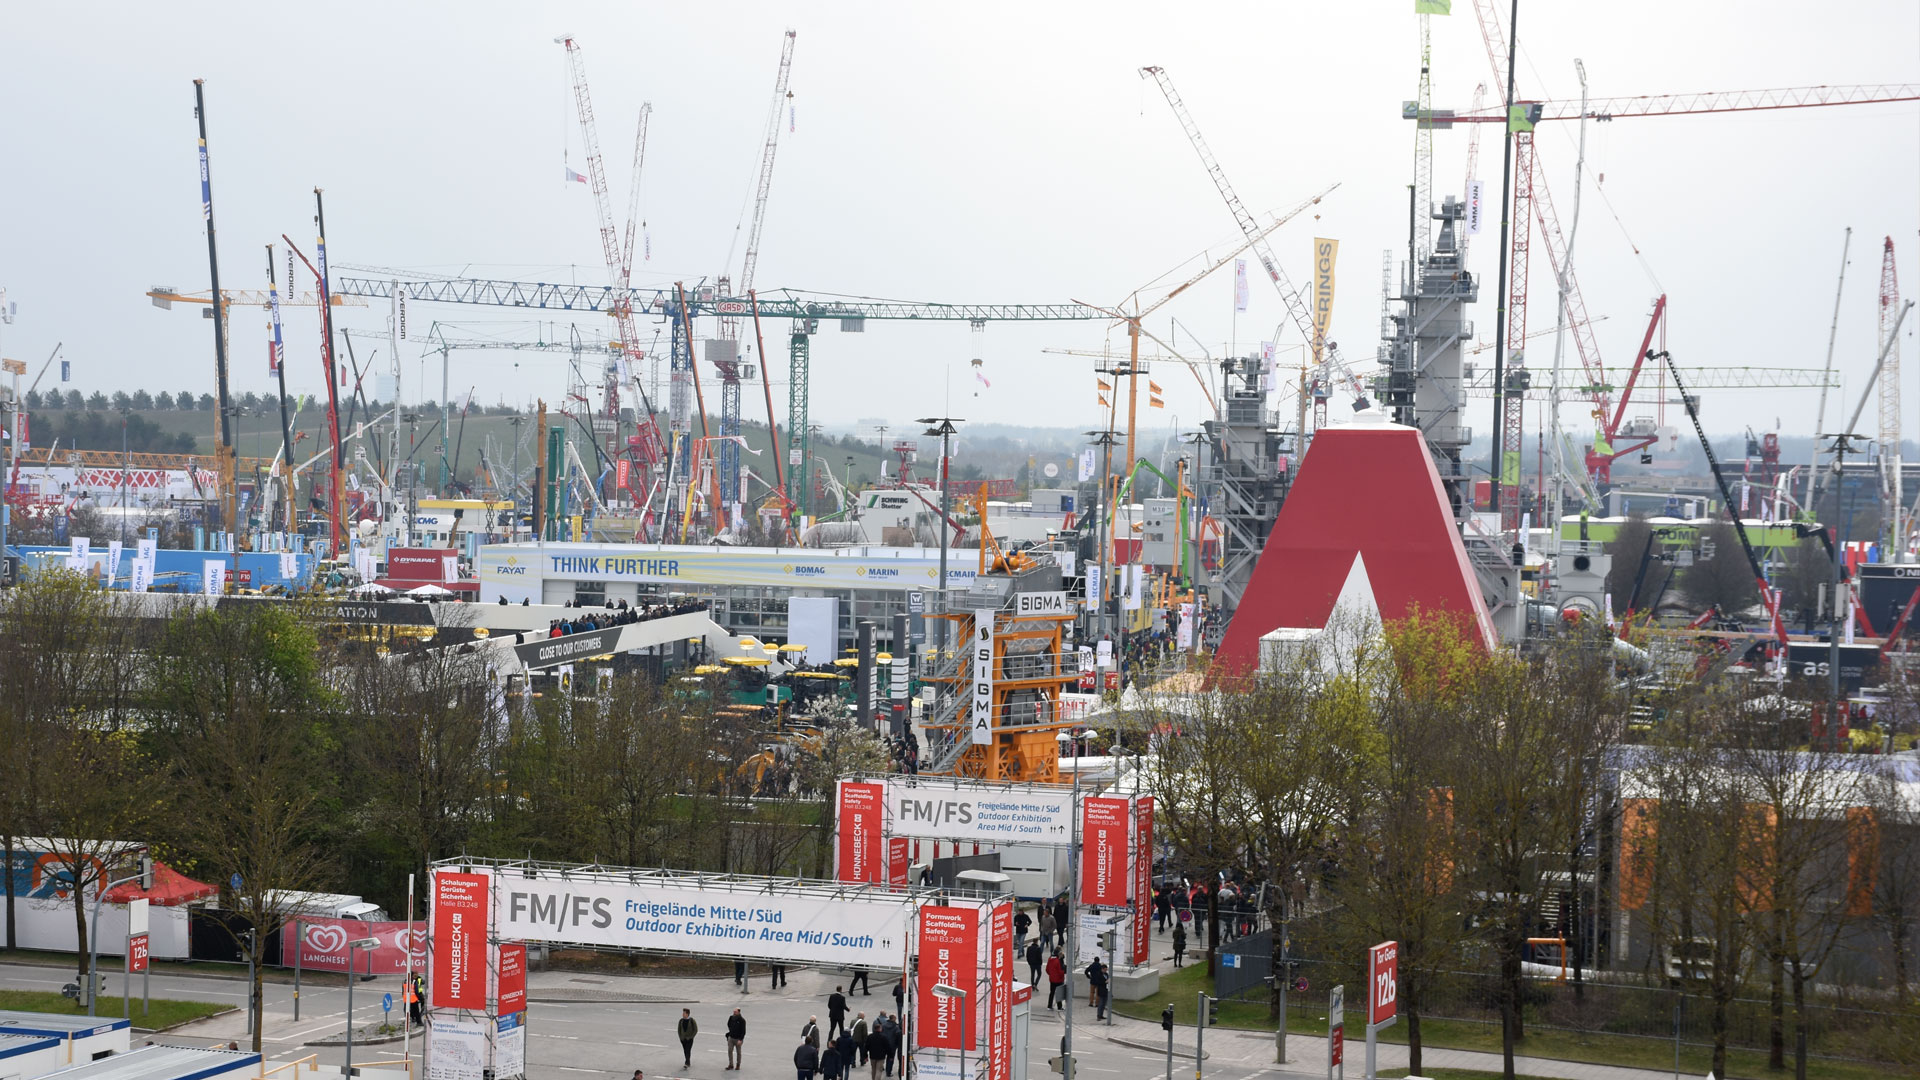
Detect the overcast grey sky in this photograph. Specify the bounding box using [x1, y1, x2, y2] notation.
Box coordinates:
[2, 1, 1917, 447]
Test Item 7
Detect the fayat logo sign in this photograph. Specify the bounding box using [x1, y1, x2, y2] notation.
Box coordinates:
[497, 556, 526, 576]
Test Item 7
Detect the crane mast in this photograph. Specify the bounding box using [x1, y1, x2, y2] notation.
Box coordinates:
[1881, 237, 1903, 559]
[718, 29, 797, 516]
[557, 35, 662, 505]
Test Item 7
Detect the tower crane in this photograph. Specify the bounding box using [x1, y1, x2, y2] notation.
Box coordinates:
[1452, 0, 1919, 498]
[556, 35, 663, 484]
[715, 30, 797, 514]
[330, 274, 1114, 526]
[1138, 67, 1361, 445]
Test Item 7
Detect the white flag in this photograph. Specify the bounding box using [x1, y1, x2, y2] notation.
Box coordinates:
[106, 540, 123, 585]
[71, 536, 90, 560]
[1078, 448, 1096, 483]
[203, 563, 225, 597]
[1234, 258, 1249, 313]
[1466, 180, 1485, 235]
[279, 552, 298, 582]
[137, 537, 157, 563]
[1084, 564, 1102, 611]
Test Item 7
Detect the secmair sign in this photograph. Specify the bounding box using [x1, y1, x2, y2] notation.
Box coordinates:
[496, 873, 908, 969]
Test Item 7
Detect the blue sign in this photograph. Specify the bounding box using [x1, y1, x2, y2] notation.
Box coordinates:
[1222, 953, 1240, 969]
[229, 873, 243, 891]
[382, 993, 393, 1013]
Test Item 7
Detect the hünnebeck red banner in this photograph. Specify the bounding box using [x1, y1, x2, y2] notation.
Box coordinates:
[916, 905, 978, 1051]
[888, 836, 911, 888]
[836, 781, 886, 884]
[989, 902, 1013, 1080]
[1132, 796, 1154, 965]
[1081, 797, 1130, 907]
[496, 942, 526, 1015]
[431, 870, 490, 1011]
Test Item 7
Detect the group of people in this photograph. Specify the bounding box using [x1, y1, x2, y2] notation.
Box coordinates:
[541, 597, 708, 637]
[669, 988, 910, 1080]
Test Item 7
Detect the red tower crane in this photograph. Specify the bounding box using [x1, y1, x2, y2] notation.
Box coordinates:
[557, 35, 663, 481]
[1461, 0, 1918, 494]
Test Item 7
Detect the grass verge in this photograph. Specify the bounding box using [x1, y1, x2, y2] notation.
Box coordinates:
[0, 989, 230, 1031]
[1113, 964, 1893, 1080]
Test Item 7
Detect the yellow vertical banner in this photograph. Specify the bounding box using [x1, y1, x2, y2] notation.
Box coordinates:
[1312, 237, 1339, 364]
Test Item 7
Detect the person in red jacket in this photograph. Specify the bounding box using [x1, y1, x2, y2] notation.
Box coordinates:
[1044, 949, 1067, 1010]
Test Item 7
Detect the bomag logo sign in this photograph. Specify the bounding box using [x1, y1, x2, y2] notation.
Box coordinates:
[496, 556, 527, 576]
[785, 564, 827, 577]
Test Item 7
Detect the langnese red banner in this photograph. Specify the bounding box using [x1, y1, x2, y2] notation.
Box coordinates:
[496, 942, 526, 1015]
[431, 870, 490, 1011]
[282, 918, 426, 974]
[916, 905, 979, 1051]
[888, 836, 911, 888]
[836, 781, 886, 884]
[988, 902, 1014, 1080]
[1132, 796, 1154, 965]
[1081, 797, 1130, 907]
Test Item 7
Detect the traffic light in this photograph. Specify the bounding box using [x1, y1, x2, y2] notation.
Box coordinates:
[1097, 930, 1116, 953]
[1161, 1004, 1175, 1032]
[1205, 995, 1220, 1027]
[139, 853, 154, 891]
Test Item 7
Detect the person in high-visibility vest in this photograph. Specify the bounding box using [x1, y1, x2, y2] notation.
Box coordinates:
[405, 972, 424, 1026]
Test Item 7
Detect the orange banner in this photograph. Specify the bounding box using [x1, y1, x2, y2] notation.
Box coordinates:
[1619, 799, 1658, 911]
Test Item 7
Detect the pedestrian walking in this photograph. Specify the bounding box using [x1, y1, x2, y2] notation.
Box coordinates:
[1038, 909, 1056, 951]
[1025, 939, 1043, 987]
[850, 1013, 870, 1065]
[726, 1008, 747, 1070]
[795, 1039, 820, 1080]
[864, 1016, 889, 1080]
[1052, 896, 1069, 940]
[802, 1015, 821, 1049]
[827, 986, 850, 1040]
[735, 960, 748, 986]
[1155, 888, 1171, 932]
[821, 1043, 845, 1080]
[677, 1009, 699, 1069]
[892, 977, 905, 1017]
[881, 1012, 902, 1076]
[850, 967, 871, 995]
[1085, 957, 1110, 1020]
[1013, 908, 1031, 952]
[771, 962, 789, 989]
[405, 972, 424, 1027]
[1045, 950, 1067, 1009]
[1172, 921, 1187, 968]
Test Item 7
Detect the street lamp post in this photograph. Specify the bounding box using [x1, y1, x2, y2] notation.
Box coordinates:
[345, 936, 379, 1076]
[917, 417, 962, 652]
[1057, 729, 1080, 1078]
[931, 982, 972, 1080]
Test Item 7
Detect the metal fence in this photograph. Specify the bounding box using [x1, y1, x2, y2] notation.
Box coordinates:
[1223, 957, 1918, 1066]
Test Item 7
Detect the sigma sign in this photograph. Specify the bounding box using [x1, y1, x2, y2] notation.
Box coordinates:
[971, 609, 995, 745]
[1013, 591, 1070, 617]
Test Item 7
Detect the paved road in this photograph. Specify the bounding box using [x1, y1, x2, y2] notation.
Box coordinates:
[0, 960, 1686, 1080]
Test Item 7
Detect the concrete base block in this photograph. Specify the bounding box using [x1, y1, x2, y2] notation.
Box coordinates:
[1109, 966, 1161, 1000]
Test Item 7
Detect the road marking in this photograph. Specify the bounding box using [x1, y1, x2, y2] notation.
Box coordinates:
[534, 1032, 581, 1040]
[618, 1040, 665, 1047]
[554, 1068, 603, 1074]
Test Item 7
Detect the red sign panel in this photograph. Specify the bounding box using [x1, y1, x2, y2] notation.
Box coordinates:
[888, 836, 911, 888]
[916, 905, 979, 1052]
[616, 458, 632, 491]
[1368, 941, 1399, 1026]
[1081, 797, 1130, 907]
[836, 781, 886, 884]
[128, 933, 149, 973]
[989, 902, 1013, 1080]
[388, 547, 459, 584]
[1330, 1026, 1344, 1066]
[281, 917, 425, 974]
[496, 942, 526, 1015]
[431, 870, 490, 1011]
[1132, 797, 1154, 965]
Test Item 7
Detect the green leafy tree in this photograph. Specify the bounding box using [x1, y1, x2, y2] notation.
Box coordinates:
[22, 389, 40, 409]
[146, 603, 332, 1052]
[64, 389, 82, 409]
[130, 390, 153, 410]
[1683, 522, 1765, 617]
[86, 391, 107, 410]
[154, 391, 175, 410]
